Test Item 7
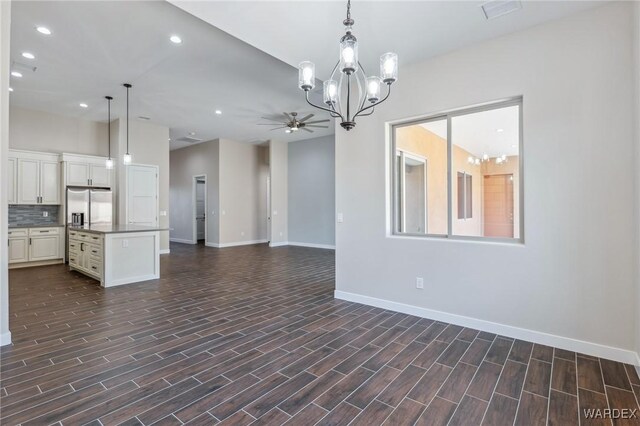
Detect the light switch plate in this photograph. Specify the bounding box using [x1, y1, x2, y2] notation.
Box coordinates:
[122, 240, 129, 248]
[160, 211, 167, 216]
[337, 213, 344, 223]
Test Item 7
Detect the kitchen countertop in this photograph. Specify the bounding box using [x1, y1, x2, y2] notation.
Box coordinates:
[9, 224, 64, 229]
[69, 224, 169, 234]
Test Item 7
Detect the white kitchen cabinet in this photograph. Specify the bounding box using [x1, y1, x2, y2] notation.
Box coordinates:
[40, 161, 60, 204]
[65, 159, 111, 188]
[30, 235, 60, 261]
[90, 164, 110, 187]
[8, 229, 29, 264]
[7, 157, 16, 204]
[9, 227, 63, 266]
[17, 158, 40, 204]
[13, 151, 61, 205]
[66, 162, 90, 186]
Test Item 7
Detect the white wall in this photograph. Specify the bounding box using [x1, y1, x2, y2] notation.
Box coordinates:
[218, 139, 267, 245]
[0, 0, 11, 346]
[9, 106, 107, 155]
[336, 3, 638, 362]
[288, 135, 335, 247]
[269, 140, 288, 245]
[112, 119, 170, 251]
[169, 140, 220, 245]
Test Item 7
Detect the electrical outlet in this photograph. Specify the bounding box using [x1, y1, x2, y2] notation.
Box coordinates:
[42, 211, 48, 217]
[240, 231, 245, 237]
[122, 240, 129, 248]
[279, 232, 283, 236]
[416, 277, 424, 289]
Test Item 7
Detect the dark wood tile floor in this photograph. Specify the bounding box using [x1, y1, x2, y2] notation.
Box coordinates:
[2, 242, 640, 425]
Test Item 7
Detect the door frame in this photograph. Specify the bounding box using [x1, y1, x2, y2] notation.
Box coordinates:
[125, 163, 159, 227]
[192, 174, 207, 244]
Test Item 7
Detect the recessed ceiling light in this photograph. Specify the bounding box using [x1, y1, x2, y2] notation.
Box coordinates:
[22, 52, 35, 60]
[215, 110, 222, 115]
[11, 71, 22, 78]
[79, 103, 88, 108]
[285, 129, 292, 134]
[496, 128, 504, 133]
[8, 87, 13, 92]
[189, 131, 196, 136]
[36, 26, 51, 35]
[170, 35, 182, 44]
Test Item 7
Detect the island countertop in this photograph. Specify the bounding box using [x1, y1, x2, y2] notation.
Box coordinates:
[68, 224, 169, 234]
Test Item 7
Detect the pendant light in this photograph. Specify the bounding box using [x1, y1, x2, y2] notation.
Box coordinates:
[297, 0, 398, 131]
[123, 83, 132, 165]
[105, 96, 114, 169]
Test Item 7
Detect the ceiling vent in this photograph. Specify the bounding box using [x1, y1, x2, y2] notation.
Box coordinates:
[175, 136, 203, 144]
[480, 0, 522, 20]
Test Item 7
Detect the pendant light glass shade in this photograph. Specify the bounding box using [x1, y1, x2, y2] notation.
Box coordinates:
[366, 76, 382, 102]
[380, 52, 398, 83]
[323, 80, 338, 105]
[298, 61, 315, 91]
[339, 36, 358, 74]
[105, 158, 114, 170]
[123, 153, 132, 165]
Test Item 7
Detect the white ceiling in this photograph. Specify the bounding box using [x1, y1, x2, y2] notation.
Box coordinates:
[421, 105, 519, 158]
[10, 1, 605, 151]
[9, 1, 333, 150]
[170, 0, 604, 78]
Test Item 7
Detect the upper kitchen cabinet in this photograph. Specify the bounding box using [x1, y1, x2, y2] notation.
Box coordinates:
[11, 150, 61, 205]
[62, 154, 112, 188]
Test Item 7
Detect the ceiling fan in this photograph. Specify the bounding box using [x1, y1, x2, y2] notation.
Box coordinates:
[258, 112, 330, 133]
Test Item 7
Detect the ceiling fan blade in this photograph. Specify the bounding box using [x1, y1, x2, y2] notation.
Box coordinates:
[301, 127, 313, 132]
[298, 114, 314, 122]
[261, 117, 284, 122]
[305, 125, 329, 128]
[269, 126, 288, 130]
[303, 119, 330, 124]
[257, 123, 285, 126]
[283, 112, 293, 121]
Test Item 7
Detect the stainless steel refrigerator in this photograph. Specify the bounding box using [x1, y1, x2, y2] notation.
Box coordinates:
[66, 187, 113, 259]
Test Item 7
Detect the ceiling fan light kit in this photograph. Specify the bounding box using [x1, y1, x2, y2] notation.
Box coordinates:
[298, 0, 398, 131]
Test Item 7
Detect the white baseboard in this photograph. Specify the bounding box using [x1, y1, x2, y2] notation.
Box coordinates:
[269, 241, 289, 247]
[206, 239, 268, 248]
[288, 241, 336, 250]
[159, 249, 170, 255]
[0, 331, 12, 347]
[169, 238, 195, 244]
[334, 290, 639, 365]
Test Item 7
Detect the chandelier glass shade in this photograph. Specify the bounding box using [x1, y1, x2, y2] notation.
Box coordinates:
[298, 0, 398, 131]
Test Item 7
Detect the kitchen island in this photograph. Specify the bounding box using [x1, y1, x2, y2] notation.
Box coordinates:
[68, 224, 167, 287]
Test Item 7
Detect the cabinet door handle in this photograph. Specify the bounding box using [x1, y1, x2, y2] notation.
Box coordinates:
[29, 238, 32, 245]
[80, 242, 84, 251]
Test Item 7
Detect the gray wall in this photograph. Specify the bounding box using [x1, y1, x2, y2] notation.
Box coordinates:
[335, 3, 637, 361]
[288, 135, 335, 247]
[169, 140, 220, 244]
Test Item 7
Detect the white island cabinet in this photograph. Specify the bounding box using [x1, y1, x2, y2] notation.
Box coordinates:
[68, 225, 166, 287]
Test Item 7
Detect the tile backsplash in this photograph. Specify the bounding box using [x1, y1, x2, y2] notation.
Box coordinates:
[9, 205, 60, 227]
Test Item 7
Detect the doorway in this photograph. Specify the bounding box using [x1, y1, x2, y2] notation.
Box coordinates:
[483, 174, 514, 238]
[193, 175, 207, 244]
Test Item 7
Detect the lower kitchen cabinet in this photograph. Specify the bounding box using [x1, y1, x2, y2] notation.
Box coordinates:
[8, 227, 63, 267]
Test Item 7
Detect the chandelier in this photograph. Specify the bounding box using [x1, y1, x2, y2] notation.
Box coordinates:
[297, 0, 398, 131]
